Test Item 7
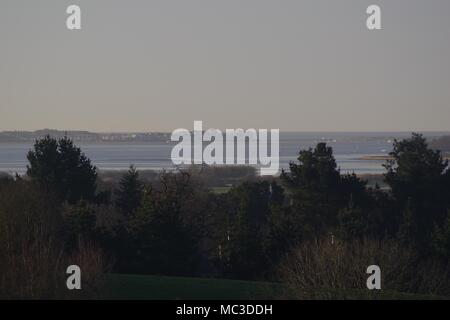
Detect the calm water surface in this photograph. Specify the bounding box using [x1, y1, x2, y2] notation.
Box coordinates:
[0, 132, 446, 175]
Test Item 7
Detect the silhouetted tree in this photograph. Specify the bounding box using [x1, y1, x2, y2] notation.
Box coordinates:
[213, 180, 290, 279]
[384, 133, 450, 249]
[120, 171, 199, 275]
[281, 143, 367, 236]
[337, 195, 366, 240]
[27, 135, 97, 204]
[115, 165, 144, 216]
[62, 200, 98, 248]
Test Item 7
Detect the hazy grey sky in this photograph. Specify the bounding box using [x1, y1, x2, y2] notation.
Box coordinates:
[1, 0, 449, 132]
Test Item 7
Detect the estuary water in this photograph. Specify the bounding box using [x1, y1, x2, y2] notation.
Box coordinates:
[0, 132, 447, 175]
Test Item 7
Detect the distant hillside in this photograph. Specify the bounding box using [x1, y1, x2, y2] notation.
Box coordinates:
[0, 129, 170, 143]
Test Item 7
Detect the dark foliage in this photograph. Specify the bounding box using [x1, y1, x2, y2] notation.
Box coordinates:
[27, 135, 98, 204]
[114, 165, 144, 216]
[2, 133, 450, 297]
[385, 133, 450, 251]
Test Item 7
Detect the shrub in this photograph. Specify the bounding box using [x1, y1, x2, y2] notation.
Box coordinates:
[279, 238, 450, 299]
[0, 178, 109, 299]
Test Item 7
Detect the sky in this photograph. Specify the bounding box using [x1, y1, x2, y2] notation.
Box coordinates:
[0, 0, 449, 132]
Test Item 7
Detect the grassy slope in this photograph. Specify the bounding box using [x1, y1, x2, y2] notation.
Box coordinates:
[101, 274, 449, 300]
[102, 274, 282, 300]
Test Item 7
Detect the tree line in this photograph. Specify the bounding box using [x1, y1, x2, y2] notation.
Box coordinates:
[1, 133, 450, 298]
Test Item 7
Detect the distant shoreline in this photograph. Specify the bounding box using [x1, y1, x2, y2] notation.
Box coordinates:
[358, 155, 450, 161]
[1, 130, 449, 144]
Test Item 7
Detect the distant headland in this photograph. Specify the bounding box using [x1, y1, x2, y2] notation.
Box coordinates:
[0, 129, 171, 143]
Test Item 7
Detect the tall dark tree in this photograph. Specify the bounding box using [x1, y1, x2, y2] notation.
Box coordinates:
[119, 171, 199, 275]
[115, 165, 144, 216]
[281, 142, 367, 235]
[384, 133, 450, 248]
[385, 133, 449, 202]
[222, 181, 272, 278]
[212, 180, 291, 279]
[337, 195, 366, 240]
[27, 135, 97, 204]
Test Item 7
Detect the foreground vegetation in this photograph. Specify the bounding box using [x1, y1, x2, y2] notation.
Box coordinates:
[1, 133, 450, 299]
[101, 274, 449, 300]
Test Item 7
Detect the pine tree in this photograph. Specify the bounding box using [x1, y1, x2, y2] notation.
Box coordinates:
[27, 135, 97, 204]
[115, 165, 144, 216]
[337, 194, 366, 240]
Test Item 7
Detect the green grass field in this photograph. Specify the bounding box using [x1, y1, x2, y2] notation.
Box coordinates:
[102, 274, 282, 300]
[100, 274, 449, 300]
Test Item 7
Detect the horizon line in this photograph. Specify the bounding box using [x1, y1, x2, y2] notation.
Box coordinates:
[1, 129, 450, 134]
